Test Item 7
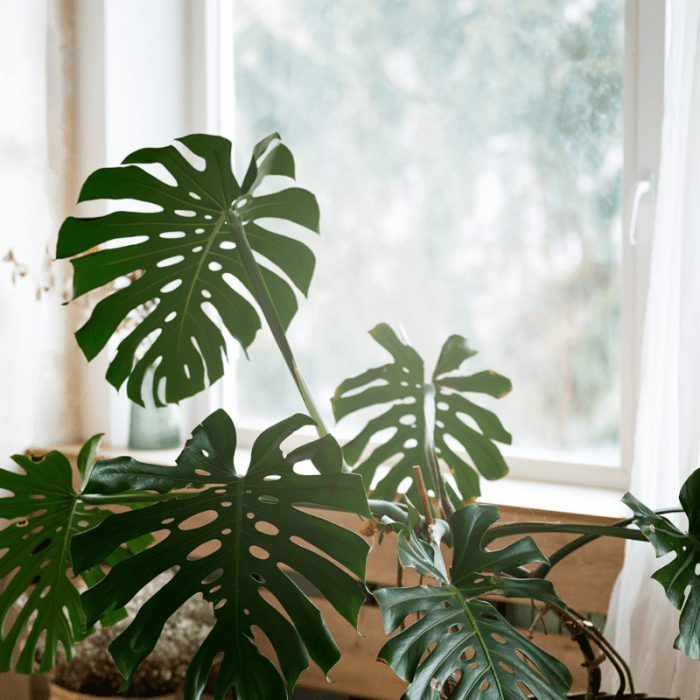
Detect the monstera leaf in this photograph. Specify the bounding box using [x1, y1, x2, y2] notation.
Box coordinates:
[624, 468, 700, 658]
[0, 437, 153, 673]
[332, 324, 512, 504]
[374, 505, 572, 700]
[57, 133, 319, 406]
[71, 409, 372, 700]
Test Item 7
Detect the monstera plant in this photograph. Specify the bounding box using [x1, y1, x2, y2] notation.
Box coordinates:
[1, 133, 698, 700]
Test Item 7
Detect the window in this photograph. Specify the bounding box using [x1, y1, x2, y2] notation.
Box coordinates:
[221, 0, 662, 489]
[73, 1, 662, 493]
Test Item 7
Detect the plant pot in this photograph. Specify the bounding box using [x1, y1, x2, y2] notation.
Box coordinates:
[47, 680, 181, 700]
[565, 695, 678, 700]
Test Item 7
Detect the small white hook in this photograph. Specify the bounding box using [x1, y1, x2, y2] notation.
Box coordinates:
[629, 178, 654, 246]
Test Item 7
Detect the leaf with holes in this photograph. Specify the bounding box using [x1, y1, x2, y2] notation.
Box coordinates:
[623, 468, 700, 658]
[332, 324, 512, 504]
[57, 133, 319, 406]
[71, 409, 372, 700]
[374, 504, 571, 700]
[0, 440, 152, 673]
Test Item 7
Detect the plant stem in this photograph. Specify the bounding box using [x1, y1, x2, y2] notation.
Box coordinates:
[226, 211, 329, 437]
[422, 382, 454, 521]
[79, 492, 194, 505]
[481, 522, 649, 546]
[549, 607, 602, 697]
[413, 465, 434, 528]
[367, 498, 454, 546]
[531, 506, 683, 580]
[368, 499, 409, 522]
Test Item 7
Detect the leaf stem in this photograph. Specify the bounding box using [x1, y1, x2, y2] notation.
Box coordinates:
[530, 506, 684, 580]
[368, 499, 454, 547]
[226, 211, 329, 437]
[422, 382, 454, 521]
[481, 522, 649, 546]
[368, 499, 409, 521]
[413, 466, 434, 529]
[79, 492, 194, 505]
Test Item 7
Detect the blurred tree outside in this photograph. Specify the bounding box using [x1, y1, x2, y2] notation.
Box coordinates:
[231, 0, 623, 458]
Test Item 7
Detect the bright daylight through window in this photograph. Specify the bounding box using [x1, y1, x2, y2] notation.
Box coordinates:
[230, 0, 624, 467]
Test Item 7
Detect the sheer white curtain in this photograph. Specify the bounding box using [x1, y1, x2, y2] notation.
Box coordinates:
[602, 1, 700, 696]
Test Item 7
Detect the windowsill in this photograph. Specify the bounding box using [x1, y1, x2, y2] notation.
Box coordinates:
[476, 477, 629, 519]
[31, 442, 630, 520]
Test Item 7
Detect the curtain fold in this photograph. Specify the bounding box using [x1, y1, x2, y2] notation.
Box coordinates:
[602, 1, 700, 696]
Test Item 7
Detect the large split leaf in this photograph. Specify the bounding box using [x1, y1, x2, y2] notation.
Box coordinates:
[0, 437, 153, 673]
[623, 468, 700, 658]
[71, 409, 372, 700]
[332, 324, 512, 504]
[57, 133, 319, 406]
[374, 504, 571, 700]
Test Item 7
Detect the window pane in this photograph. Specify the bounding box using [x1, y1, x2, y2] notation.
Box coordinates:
[232, 0, 623, 457]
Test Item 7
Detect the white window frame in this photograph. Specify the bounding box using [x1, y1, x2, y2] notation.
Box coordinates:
[74, 0, 663, 495]
[75, 0, 227, 446]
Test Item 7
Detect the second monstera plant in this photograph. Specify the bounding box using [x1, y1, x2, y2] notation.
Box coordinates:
[1, 133, 699, 700]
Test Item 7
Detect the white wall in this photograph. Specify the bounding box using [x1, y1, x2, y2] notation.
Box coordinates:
[1, 0, 207, 461]
[0, 1, 79, 467]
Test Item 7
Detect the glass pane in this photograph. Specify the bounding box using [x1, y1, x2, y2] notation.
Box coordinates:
[232, 0, 623, 458]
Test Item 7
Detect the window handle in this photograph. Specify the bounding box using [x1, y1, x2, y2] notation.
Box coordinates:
[629, 175, 655, 246]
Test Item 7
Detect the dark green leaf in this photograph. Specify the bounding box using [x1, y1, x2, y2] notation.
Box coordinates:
[624, 471, 700, 658]
[374, 505, 570, 700]
[0, 448, 144, 672]
[57, 133, 319, 407]
[448, 505, 557, 596]
[72, 410, 372, 700]
[76, 433, 104, 488]
[377, 589, 570, 700]
[434, 334, 478, 375]
[438, 370, 513, 399]
[332, 324, 511, 503]
[87, 409, 238, 496]
[681, 469, 700, 534]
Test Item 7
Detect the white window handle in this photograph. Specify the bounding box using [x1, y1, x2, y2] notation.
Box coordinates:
[629, 178, 653, 245]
